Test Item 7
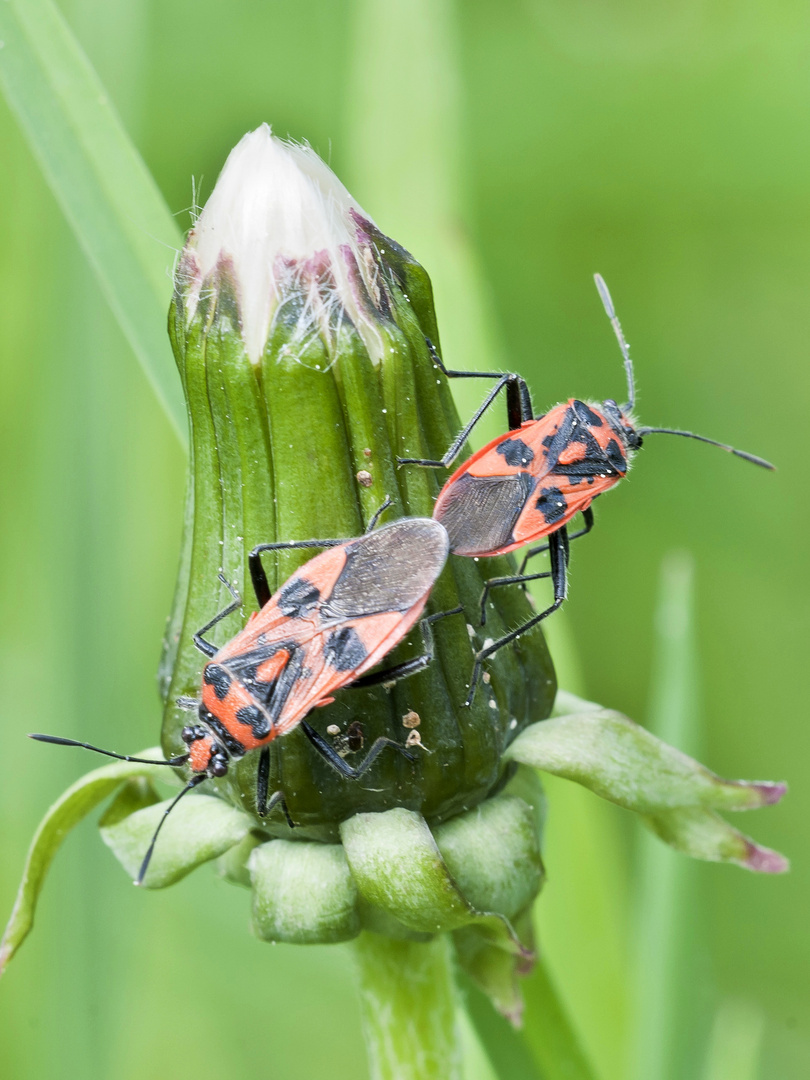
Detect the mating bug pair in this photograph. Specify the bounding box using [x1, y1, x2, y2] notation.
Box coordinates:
[33, 275, 773, 883]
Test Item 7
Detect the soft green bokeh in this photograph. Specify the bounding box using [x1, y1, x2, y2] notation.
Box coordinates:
[0, 1, 805, 1078]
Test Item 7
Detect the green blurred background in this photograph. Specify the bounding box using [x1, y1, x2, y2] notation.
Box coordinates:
[0, 1, 806, 1077]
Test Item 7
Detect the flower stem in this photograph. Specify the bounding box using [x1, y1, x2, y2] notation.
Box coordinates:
[353, 932, 461, 1080]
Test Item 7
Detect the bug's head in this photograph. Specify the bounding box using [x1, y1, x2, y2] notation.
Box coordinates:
[181, 723, 230, 777]
[602, 398, 643, 453]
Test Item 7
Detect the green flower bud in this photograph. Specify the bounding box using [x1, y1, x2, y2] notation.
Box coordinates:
[161, 124, 555, 834]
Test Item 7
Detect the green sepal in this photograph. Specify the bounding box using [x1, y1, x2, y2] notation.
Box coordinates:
[433, 794, 544, 924]
[643, 807, 789, 873]
[340, 803, 537, 951]
[216, 831, 265, 888]
[249, 838, 361, 944]
[100, 793, 251, 888]
[507, 691, 787, 812]
[454, 920, 530, 1028]
[98, 777, 162, 827]
[0, 750, 169, 973]
[356, 898, 434, 943]
[506, 691, 789, 871]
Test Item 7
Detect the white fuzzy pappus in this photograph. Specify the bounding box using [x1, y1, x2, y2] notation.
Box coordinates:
[185, 125, 376, 364]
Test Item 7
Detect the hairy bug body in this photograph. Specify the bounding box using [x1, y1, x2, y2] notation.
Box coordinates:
[32, 512, 461, 883]
[399, 275, 774, 703]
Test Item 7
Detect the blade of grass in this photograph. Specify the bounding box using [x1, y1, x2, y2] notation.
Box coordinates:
[702, 1000, 765, 1080]
[519, 959, 599, 1080]
[631, 552, 706, 1080]
[346, 0, 505, 449]
[0, 0, 186, 443]
[537, 615, 631, 1080]
[460, 976, 545, 1080]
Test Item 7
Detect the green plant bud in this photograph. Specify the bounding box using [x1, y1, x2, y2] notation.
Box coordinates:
[161, 125, 555, 834]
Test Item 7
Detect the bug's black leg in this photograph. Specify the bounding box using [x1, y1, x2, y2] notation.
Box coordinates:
[256, 745, 270, 813]
[465, 528, 569, 707]
[478, 571, 552, 626]
[255, 748, 295, 828]
[264, 790, 295, 830]
[365, 495, 393, 533]
[517, 508, 595, 574]
[398, 342, 534, 469]
[398, 373, 514, 468]
[348, 606, 464, 688]
[193, 574, 242, 658]
[249, 537, 348, 609]
[300, 720, 416, 779]
[423, 338, 534, 430]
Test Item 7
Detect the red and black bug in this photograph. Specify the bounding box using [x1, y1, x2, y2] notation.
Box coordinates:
[32, 507, 460, 883]
[399, 274, 774, 703]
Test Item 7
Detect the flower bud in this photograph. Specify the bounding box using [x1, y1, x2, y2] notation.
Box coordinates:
[161, 125, 556, 833]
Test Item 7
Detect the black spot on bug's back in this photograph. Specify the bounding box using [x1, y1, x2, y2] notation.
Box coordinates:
[235, 704, 271, 739]
[495, 437, 535, 468]
[323, 626, 368, 671]
[572, 400, 603, 427]
[278, 576, 321, 618]
[535, 486, 568, 525]
[551, 429, 627, 483]
[436, 471, 536, 556]
[203, 664, 232, 700]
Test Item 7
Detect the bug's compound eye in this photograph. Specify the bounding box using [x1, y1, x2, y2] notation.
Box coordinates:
[182, 725, 207, 744]
[210, 754, 229, 777]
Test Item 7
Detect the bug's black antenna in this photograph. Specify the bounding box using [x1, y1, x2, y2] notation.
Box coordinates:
[28, 734, 189, 767]
[634, 428, 775, 470]
[594, 273, 635, 413]
[135, 774, 207, 886]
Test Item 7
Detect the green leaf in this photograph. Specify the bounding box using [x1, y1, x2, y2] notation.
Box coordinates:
[100, 792, 251, 888]
[0, 750, 168, 973]
[249, 838, 361, 944]
[0, 0, 186, 443]
[508, 694, 786, 813]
